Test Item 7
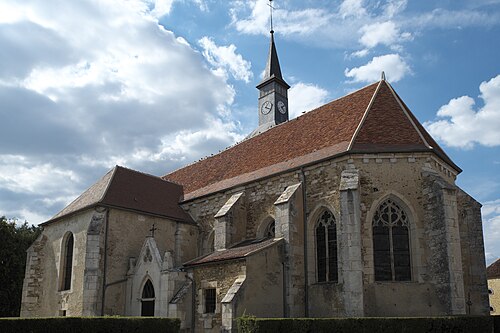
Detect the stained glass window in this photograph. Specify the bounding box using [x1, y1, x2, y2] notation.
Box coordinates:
[316, 210, 338, 282]
[372, 199, 411, 281]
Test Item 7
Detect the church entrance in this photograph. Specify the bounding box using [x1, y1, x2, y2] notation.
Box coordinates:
[141, 280, 155, 316]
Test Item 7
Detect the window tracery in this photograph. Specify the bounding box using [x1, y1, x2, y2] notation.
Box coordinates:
[315, 210, 338, 282]
[372, 198, 411, 281]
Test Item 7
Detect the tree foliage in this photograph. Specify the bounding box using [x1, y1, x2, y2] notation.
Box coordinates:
[0, 216, 41, 317]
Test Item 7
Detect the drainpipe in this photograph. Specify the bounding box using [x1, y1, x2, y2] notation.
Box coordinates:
[184, 271, 196, 332]
[282, 261, 286, 317]
[101, 208, 110, 316]
[299, 168, 309, 317]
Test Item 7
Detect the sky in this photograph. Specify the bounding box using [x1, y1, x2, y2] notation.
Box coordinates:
[0, 0, 499, 264]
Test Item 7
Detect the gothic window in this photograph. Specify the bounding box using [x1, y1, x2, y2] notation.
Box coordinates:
[315, 210, 338, 283]
[141, 279, 155, 316]
[372, 198, 411, 281]
[265, 220, 275, 239]
[61, 233, 74, 291]
[204, 288, 216, 313]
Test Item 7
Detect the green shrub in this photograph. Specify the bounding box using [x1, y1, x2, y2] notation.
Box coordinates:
[237, 316, 493, 333]
[0, 316, 180, 333]
[494, 315, 500, 333]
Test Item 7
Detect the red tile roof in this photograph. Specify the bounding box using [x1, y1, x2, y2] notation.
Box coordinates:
[487, 258, 500, 279]
[44, 166, 193, 225]
[183, 238, 282, 267]
[164, 80, 459, 201]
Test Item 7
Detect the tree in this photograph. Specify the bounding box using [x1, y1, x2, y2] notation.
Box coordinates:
[0, 216, 41, 317]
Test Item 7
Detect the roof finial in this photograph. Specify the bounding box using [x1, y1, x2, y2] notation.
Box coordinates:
[381, 71, 386, 81]
[268, 0, 275, 34]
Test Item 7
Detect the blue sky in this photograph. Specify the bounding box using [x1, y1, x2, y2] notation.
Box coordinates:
[0, 0, 499, 264]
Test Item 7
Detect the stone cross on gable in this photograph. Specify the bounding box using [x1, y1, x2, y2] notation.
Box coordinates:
[149, 223, 158, 238]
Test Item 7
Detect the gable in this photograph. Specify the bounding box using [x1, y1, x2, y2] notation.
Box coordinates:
[351, 81, 426, 149]
[44, 166, 193, 225]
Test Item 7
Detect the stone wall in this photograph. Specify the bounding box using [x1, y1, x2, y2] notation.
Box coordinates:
[489, 278, 500, 314]
[192, 261, 244, 332]
[457, 189, 489, 315]
[21, 209, 95, 317]
[103, 209, 198, 315]
[180, 151, 488, 319]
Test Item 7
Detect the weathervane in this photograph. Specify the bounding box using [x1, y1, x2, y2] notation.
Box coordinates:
[268, 0, 275, 33]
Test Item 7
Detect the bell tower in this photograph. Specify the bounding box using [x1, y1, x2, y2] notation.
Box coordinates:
[250, 0, 290, 137]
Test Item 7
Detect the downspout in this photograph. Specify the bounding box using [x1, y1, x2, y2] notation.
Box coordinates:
[299, 168, 309, 317]
[282, 261, 286, 317]
[184, 272, 196, 332]
[101, 208, 110, 316]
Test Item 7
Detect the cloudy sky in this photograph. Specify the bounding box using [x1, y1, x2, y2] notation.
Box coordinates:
[1, 0, 499, 263]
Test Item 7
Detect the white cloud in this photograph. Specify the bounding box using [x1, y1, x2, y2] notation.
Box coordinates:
[409, 8, 500, 29]
[359, 21, 411, 49]
[198, 36, 253, 83]
[288, 83, 329, 118]
[339, 0, 367, 19]
[344, 53, 410, 83]
[230, 0, 331, 37]
[148, 0, 175, 18]
[425, 74, 500, 149]
[0, 0, 242, 224]
[383, 0, 408, 18]
[483, 199, 500, 265]
[350, 49, 370, 58]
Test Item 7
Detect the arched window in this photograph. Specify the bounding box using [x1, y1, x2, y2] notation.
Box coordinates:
[315, 210, 338, 282]
[61, 233, 74, 291]
[264, 220, 275, 239]
[372, 198, 411, 281]
[141, 279, 155, 316]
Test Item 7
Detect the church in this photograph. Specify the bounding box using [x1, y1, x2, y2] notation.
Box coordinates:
[21, 28, 489, 332]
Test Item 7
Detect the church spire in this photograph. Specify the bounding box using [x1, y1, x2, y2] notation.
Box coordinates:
[250, 0, 290, 137]
[263, 31, 284, 81]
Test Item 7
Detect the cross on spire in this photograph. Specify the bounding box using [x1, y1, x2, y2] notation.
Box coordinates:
[268, 0, 275, 33]
[149, 223, 158, 238]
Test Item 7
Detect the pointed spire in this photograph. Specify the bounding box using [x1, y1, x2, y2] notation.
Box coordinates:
[263, 31, 283, 81]
[381, 71, 386, 81]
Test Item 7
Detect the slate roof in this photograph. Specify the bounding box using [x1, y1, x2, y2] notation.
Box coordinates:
[487, 258, 500, 279]
[43, 166, 193, 225]
[183, 238, 282, 267]
[164, 79, 459, 201]
[256, 31, 289, 90]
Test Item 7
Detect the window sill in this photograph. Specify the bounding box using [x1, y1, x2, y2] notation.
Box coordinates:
[58, 289, 73, 294]
[372, 280, 415, 284]
[311, 281, 340, 286]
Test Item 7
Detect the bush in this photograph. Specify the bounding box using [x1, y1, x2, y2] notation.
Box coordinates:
[237, 316, 493, 333]
[0, 316, 180, 333]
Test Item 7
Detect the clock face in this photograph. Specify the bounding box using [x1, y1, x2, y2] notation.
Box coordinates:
[278, 100, 287, 114]
[261, 101, 273, 115]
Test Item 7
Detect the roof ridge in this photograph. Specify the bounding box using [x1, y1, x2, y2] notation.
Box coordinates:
[100, 166, 118, 203]
[163, 81, 379, 179]
[114, 164, 173, 182]
[347, 80, 383, 150]
[384, 81, 431, 148]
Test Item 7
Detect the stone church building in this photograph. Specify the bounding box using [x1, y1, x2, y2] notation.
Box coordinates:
[21, 31, 489, 332]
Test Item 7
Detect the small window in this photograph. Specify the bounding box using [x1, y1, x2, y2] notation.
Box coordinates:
[204, 288, 216, 313]
[61, 233, 74, 291]
[265, 220, 275, 239]
[141, 280, 155, 316]
[490, 306, 495, 312]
